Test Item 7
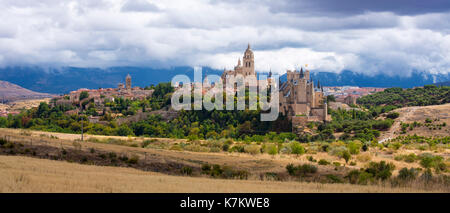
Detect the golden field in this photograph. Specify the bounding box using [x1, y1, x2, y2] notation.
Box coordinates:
[0, 155, 438, 193]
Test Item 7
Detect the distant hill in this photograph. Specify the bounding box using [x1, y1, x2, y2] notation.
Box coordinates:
[357, 85, 450, 107]
[0, 80, 54, 102]
[0, 66, 449, 94]
[280, 70, 450, 88]
[434, 81, 450, 86]
[0, 66, 223, 94]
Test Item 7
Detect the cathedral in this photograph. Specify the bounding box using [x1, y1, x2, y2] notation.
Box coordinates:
[220, 44, 330, 131]
[221, 43, 256, 85]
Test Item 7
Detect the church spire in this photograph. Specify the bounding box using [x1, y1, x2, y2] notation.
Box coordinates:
[247, 43, 251, 50]
[317, 80, 321, 88]
[300, 67, 304, 78]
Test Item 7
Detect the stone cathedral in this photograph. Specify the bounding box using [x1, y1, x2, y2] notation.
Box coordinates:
[220, 44, 330, 132]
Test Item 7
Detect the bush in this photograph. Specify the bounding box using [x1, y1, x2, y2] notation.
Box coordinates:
[222, 144, 230, 151]
[342, 151, 351, 163]
[318, 159, 330, 165]
[181, 166, 193, 175]
[394, 153, 417, 163]
[230, 145, 245, 153]
[286, 163, 317, 177]
[127, 155, 139, 164]
[386, 112, 400, 119]
[201, 164, 211, 173]
[347, 141, 362, 155]
[356, 153, 371, 162]
[141, 139, 156, 148]
[0, 138, 7, 146]
[397, 167, 418, 181]
[345, 169, 374, 185]
[244, 145, 260, 155]
[264, 143, 278, 155]
[307, 156, 316, 162]
[365, 161, 395, 181]
[326, 174, 343, 183]
[290, 142, 305, 155]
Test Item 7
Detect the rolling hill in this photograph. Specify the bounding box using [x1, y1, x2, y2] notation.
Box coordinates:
[0, 80, 54, 102]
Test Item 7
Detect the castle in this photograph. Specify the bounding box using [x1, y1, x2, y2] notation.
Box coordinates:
[279, 68, 330, 129]
[221, 44, 330, 131]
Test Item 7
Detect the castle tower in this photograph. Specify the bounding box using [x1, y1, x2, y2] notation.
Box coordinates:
[126, 74, 131, 90]
[242, 43, 255, 76]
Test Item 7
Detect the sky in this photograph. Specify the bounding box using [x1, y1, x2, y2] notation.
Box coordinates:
[0, 0, 449, 76]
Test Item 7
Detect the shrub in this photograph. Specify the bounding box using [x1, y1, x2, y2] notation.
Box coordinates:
[0, 138, 7, 146]
[397, 167, 418, 181]
[286, 163, 317, 177]
[328, 146, 348, 158]
[141, 139, 156, 148]
[127, 155, 139, 164]
[342, 151, 351, 163]
[290, 142, 305, 155]
[230, 145, 245, 153]
[181, 166, 193, 175]
[356, 153, 371, 162]
[386, 112, 400, 119]
[119, 155, 129, 162]
[307, 156, 316, 162]
[201, 164, 211, 173]
[81, 156, 88, 163]
[244, 145, 260, 155]
[318, 159, 330, 165]
[420, 168, 433, 182]
[394, 153, 417, 163]
[365, 161, 395, 181]
[347, 141, 362, 155]
[419, 153, 445, 172]
[108, 152, 117, 159]
[222, 144, 230, 151]
[345, 169, 373, 185]
[326, 174, 343, 183]
[264, 143, 278, 155]
[3, 142, 15, 149]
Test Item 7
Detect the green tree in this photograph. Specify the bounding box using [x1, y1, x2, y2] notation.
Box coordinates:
[79, 91, 89, 101]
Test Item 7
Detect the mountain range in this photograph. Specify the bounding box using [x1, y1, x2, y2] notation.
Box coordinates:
[0, 66, 448, 95]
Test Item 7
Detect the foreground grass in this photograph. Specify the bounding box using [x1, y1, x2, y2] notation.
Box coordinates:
[0, 155, 438, 193]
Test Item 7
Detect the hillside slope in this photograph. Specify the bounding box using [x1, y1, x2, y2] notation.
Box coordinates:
[380, 103, 450, 141]
[0, 80, 54, 102]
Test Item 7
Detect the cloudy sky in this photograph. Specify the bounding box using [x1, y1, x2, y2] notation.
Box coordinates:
[0, 0, 449, 76]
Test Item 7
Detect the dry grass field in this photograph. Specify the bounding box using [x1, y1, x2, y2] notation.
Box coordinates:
[380, 103, 450, 140]
[0, 155, 437, 193]
[0, 98, 51, 112]
[1, 102, 449, 194]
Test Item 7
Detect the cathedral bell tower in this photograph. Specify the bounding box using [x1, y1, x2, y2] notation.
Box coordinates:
[242, 43, 255, 76]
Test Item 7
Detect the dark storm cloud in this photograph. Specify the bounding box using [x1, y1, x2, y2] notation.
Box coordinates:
[265, 0, 450, 16]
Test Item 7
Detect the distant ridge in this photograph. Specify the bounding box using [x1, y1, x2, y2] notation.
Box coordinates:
[0, 80, 54, 102]
[0, 67, 449, 94]
[433, 81, 450, 87]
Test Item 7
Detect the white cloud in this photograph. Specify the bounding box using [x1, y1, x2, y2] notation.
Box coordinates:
[0, 0, 448, 76]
